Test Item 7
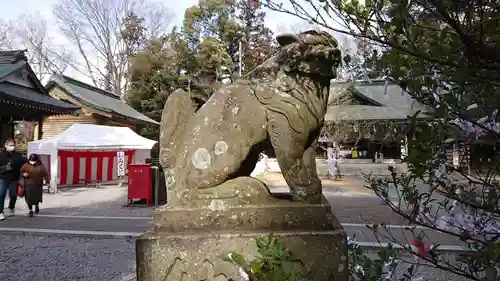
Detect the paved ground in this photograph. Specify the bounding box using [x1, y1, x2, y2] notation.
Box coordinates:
[5, 185, 153, 217]
[0, 173, 470, 281]
[344, 224, 468, 248]
[0, 174, 455, 243]
[0, 214, 466, 250]
[0, 232, 469, 281]
[1, 215, 151, 232]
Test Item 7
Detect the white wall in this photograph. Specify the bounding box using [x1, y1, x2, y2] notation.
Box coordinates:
[265, 158, 408, 176]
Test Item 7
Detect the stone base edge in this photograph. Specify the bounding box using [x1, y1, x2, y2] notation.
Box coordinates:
[136, 229, 348, 281]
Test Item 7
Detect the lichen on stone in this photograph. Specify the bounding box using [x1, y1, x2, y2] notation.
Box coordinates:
[214, 141, 229, 156]
[192, 148, 211, 170]
[209, 199, 226, 211]
[231, 107, 240, 116]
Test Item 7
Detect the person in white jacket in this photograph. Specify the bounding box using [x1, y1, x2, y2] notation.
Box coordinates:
[250, 152, 269, 177]
[320, 143, 341, 180]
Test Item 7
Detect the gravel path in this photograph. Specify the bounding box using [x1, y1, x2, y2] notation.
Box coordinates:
[0, 234, 135, 281]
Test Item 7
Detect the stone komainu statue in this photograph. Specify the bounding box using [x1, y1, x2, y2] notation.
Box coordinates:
[159, 30, 342, 207]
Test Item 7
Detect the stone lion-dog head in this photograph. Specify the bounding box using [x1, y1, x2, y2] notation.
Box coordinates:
[250, 30, 342, 83]
[248, 30, 342, 136]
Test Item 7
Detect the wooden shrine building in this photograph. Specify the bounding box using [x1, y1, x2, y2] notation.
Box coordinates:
[444, 106, 498, 173]
[0, 50, 79, 145]
[41, 75, 158, 139]
[321, 80, 430, 161]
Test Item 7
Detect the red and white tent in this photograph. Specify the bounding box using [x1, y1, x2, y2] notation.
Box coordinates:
[27, 124, 157, 191]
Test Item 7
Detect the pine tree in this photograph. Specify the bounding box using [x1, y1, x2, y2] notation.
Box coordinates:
[236, 0, 275, 74]
[183, 0, 241, 80]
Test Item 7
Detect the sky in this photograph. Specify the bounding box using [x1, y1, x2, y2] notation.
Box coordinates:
[0, 0, 303, 32]
[0, 0, 326, 83]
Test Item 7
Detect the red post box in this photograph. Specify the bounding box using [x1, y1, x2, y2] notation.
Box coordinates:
[127, 163, 152, 207]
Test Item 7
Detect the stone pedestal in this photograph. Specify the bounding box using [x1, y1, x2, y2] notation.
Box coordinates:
[136, 194, 347, 281]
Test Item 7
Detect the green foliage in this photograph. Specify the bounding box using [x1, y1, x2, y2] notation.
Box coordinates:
[182, 0, 275, 78]
[222, 234, 317, 281]
[265, 0, 500, 120]
[326, 0, 500, 114]
[346, 236, 419, 281]
[126, 34, 185, 139]
[126, 0, 276, 140]
[183, 0, 239, 79]
[236, 0, 276, 72]
[120, 12, 147, 59]
[341, 38, 385, 80]
[196, 36, 233, 78]
[224, 234, 427, 281]
[264, 0, 500, 280]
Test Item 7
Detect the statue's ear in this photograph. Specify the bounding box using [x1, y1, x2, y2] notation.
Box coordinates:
[301, 30, 320, 36]
[276, 33, 300, 46]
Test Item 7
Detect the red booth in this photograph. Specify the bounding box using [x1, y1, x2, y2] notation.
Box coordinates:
[127, 163, 152, 206]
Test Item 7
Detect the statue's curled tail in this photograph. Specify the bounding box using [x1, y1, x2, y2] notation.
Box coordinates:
[159, 88, 198, 170]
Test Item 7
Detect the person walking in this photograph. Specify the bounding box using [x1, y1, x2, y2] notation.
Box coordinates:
[0, 139, 26, 220]
[318, 142, 342, 180]
[20, 154, 49, 217]
[326, 144, 342, 180]
[326, 145, 336, 179]
[330, 152, 342, 180]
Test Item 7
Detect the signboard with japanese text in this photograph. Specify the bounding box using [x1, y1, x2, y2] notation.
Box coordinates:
[117, 151, 125, 177]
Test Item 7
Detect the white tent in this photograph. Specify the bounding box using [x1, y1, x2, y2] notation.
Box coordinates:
[28, 124, 157, 190]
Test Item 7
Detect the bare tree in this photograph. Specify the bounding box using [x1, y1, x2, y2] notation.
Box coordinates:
[9, 13, 73, 82]
[0, 20, 12, 49]
[52, 0, 174, 97]
[275, 21, 314, 34]
[141, 1, 174, 39]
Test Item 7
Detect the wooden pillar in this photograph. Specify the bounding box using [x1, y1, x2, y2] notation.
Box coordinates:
[33, 121, 40, 140]
[36, 117, 43, 140]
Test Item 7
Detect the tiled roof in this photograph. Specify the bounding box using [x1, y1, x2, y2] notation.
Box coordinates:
[327, 80, 430, 121]
[0, 50, 29, 80]
[325, 105, 428, 121]
[354, 81, 427, 111]
[0, 50, 79, 115]
[0, 61, 25, 80]
[0, 82, 79, 113]
[0, 50, 28, 64]
[46, 75, 159, 125]
[329, 81, 382, 106]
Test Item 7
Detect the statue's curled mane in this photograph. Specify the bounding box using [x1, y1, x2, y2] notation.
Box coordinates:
[240, 30, 342, 134]
[245, 30, 341, 82]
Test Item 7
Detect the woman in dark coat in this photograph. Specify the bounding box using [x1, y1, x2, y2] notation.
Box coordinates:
[20, 154, 49, 217]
